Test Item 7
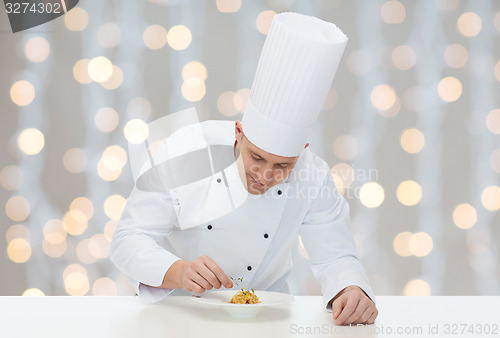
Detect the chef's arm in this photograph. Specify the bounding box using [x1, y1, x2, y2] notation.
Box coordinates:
[299, 168, 375, 311]
[109, 185, 182, 301]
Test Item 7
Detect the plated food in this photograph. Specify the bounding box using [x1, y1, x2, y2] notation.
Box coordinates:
[228, 289, 261, 304]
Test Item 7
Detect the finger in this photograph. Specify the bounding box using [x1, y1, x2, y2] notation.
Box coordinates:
[351, 304, 372, 325]
[332, 295, 346, 320]
[185, 280, 205, 294]
[188, 270, 213, 291]
[344, 299, 371, 325]
[201, 255, 233, 288]
[367, 309, 378, 324]
[336, 296, 360, 325]
[196, 263, 222, 289]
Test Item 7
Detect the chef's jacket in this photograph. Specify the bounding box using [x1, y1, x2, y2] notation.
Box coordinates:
[110, 120, 375, 310]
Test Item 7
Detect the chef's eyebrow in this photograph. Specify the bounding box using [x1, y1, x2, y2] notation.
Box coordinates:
[250, 150, 292, 166]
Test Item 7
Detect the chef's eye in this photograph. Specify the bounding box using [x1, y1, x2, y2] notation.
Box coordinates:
[277, 164, 288, 169]
[251, 155, 261, 161]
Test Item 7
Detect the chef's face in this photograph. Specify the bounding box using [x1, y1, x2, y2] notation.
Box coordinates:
[234, 120, 303, 195]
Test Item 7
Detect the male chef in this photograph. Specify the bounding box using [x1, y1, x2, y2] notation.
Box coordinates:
[110, 12, 378, 325]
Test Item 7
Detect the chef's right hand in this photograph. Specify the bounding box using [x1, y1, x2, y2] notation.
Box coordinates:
[176, 255, 233, 293]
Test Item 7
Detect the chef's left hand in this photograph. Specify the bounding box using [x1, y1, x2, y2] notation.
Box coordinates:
[330, 285, 378, 326]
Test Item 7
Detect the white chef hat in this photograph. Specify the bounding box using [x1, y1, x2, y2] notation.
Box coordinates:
[242, 12, 348, 157]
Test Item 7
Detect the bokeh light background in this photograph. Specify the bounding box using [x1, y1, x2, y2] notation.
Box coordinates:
[1, 0, 499, 297]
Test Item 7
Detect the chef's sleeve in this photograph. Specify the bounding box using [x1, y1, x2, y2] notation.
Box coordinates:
[109, 184, 181, 303]
[299, 169, 375, 311]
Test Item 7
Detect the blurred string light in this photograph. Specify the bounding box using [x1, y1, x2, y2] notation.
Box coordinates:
[92, 277, 117, 296]
[403, 279, 431, 296]
[393, 231, 433, 257]
[5, 196, 30, 222]
[73, 59, 92, 84]
[143, 24, 167, 49]
[22, 288, 45, 296]
[397, 180, 423, 206]
[400, 128, 425, 154]
[437, 76, 462, 102]
[256, 10, 276, 35]
[486, 109, 500, 134]
[127, 97, 152, 119]
[322, 88, 338, 110]
[88, 56, 113, 83]
[0, 165, 23, 190]
[167, 25, 192, 50]
[123, 119, 149, 144]
[380, 0, 406, 24]
[17, 128, 44, 155]
[63, 264, 89, 296]
[24, 37, 50, 63]
[331, 163, 355, 195]
[444, 43, 468, 68]
[216, 0, 241, 13]
[359, 182, 385, 208]
[453, 203, 478, 229]
[64, 7, 89, 31]
[391, 45, 416, 70]
[456, 12, 482, 37]
[10, 80, 35, 106]
[63, 148, 87, 174]
[95, 107, 120, 132]
[490, 149, 500, 174]
[104, 194, 127, 221]
[495, 61, 500, 82]
[481, 186, 500, 211]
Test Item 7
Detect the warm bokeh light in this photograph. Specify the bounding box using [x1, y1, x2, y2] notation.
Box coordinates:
[70, 197, 94, 221]
[444, 44, 468, 69]
[18, 128, 44, 155]
[486, 109, 500, 134]
[217, 91, 238, 116]
[73, 59, 92, 84]
[234, 88, 250, 113]
[101, 65, 123, 90]
[397, 180, 422, 206]
[101, 145, 127, 171]
[88, 56, 113, 83]
[331, 163, 355, 192]
[63, 148, 87, 174]
[378, 97, 401, 118]
[104, 194, 127, 220]
[42, 238, 67, 258]
[404, 279, 430, 296]
[143, 24, 168, 49]
[104, 220, 118, 241]
[490, 149, 500, 174]
[181, 77, 206, 102]
[63, 210, 88, 236]
[10, 80, 35, 106]
[64, 271, 90, 296]
[167, 25, 192, 50]
[392, 45, 416, 70]
[333, 135, 358, 161]
[393, 231, 413, 257]
[6, 224, 30, 244]
[481, 185, 500, 211]
[64, 7, 88, 31]
[124, 119, 149, 144]
[380, 1, 406, 24]
[410, 232, 433, 257]
[5, 195, 30, 222]
[371, 84, 397, 111]
[347, 50, 371, 76]
[437, 76, 462, 102]
[216, 0, 241, 12]
[43, 219, 67, 258]
[453, 203, 477, 229]
[256, 10, 276, 35]
[7, 238, 31, 263]
[400, 128, 425, 154]
[95, 107, 119, 133]
[127, 97, 152, 119]
[89, 234, 110, 259]
[0, 165, 23, 191]
[97, 23, 121, 48]
[182, 61, 208, 82]
[359, 182, 385, 208]
[322, 88, 338, 110]
[76, 239, 97, 264]
[22, 288, 45, 296]
[97, 159, 122, 181]
[457, 12, 482, 37]
[24, 37, 50, 63]
[93, 277, 117, 296]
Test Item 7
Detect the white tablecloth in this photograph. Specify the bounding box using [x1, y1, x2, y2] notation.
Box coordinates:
[0, 295, 499, 338]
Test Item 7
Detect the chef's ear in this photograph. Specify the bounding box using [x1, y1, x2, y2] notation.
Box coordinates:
[235, 120, 243, 141]
[304, 143, 310, 149]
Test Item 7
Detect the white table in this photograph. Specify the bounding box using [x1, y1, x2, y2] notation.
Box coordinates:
[0, 296, 499, 338]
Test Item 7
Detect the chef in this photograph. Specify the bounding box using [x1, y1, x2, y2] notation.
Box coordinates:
[110, 12, 378, 325]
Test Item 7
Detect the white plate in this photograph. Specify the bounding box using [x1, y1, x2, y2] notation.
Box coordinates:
[191, 290, 295, 318]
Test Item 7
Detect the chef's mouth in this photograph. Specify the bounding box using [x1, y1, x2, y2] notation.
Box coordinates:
[249, 175, 265, 187]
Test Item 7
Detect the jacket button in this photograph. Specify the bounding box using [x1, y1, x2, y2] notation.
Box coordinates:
[264, 233, 269, 239]
[247, 266, 252, 271]
[207, 225, 212, 230]
[277, 190, 282, 195]
[217, 178, 221, 183]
